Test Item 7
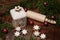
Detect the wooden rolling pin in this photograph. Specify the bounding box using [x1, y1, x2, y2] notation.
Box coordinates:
[26, 10, 56, 24]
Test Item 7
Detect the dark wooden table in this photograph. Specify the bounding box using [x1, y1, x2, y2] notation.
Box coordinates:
[6, 20, 60, 40]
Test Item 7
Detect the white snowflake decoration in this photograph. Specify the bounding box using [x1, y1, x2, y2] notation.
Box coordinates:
[33, 25, 40, 30]
[14, 31, 20, 37]
[15, 26, 21, 31]
[40, 33, 46, 39]
[33, 31, 40, 37]
[22, 29, 27, 35]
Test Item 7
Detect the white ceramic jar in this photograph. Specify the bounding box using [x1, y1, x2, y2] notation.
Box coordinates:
[10, 6, 27, 27]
